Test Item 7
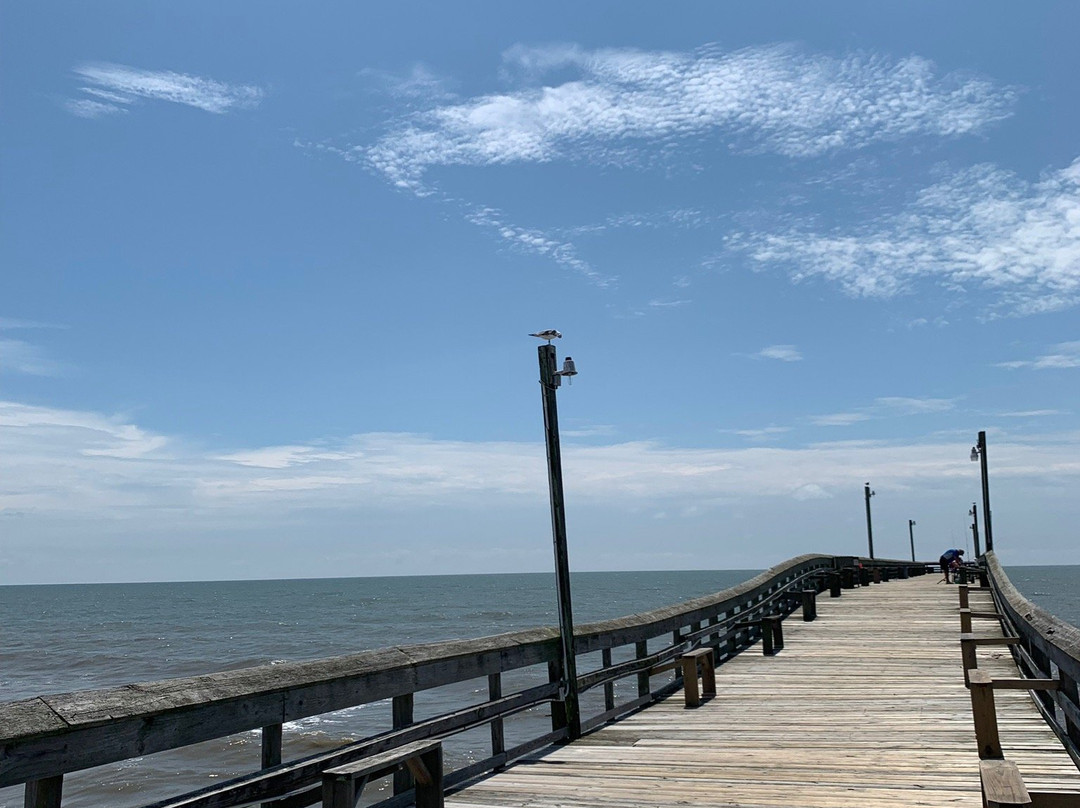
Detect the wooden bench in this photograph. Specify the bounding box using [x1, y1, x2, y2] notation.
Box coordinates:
[321, 739, 443, 808]
[679, 647, 716, 708]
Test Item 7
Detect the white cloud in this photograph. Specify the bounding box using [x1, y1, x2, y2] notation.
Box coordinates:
[792, 483, 832, 501]
[365, 43, 1014, 189]
[811, 412, 871, 427]
[67, 63, 264, 117]
[731, 159, 1080, 315]
[997, 341, 1080, 369]
[65, 98, 127, 119]
[755, 345, 803, 362]
[14, 399, 1076, 518]
[875, 397, 956, 414]
[6, 400, 1080, 578]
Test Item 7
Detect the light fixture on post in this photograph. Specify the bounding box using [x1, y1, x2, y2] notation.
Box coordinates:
[533, 329, 580, 740]
[969, 431, 994, 553]
[908, 519, 916, 562]
[969, 502, 982, 557]
[864, 483, 875, 559]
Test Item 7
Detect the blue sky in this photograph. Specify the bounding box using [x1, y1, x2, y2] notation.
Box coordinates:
[2, 2, 1079, 583]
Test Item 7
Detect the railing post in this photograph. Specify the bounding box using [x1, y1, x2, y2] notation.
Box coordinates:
[801, 589, 817, 621]
[969, 670, 1003, 759]
[488, 673, 505, 764]
[260, 723, 283, 808]
[635, 641, 650, 698]
[393, 694, 415, 795]
[726, 608, 740, 658]
[24, 776, 63, 808]
[828, 571, 841, 597]
[601, 648, 615, 712]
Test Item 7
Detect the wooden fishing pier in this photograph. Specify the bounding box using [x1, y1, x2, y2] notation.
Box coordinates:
[3, 553, 1080, 808]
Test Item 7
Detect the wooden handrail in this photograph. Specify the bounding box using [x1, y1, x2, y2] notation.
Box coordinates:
[982, 552, 1080, 767]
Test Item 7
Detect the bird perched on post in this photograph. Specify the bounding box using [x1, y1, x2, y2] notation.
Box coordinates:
[529, 330, 562, 343]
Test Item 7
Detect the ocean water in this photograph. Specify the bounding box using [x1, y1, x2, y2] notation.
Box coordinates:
[1, 565, 1076, 808]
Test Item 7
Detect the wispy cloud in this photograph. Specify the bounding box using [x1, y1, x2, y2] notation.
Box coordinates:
[811, 396, 955, 426]
[999, 409, 1067, 417]
[720, 426, 791, 441]
[997, 341, 1080, 369]
[875, 396, 956, 414]
[365, 42, 1014, 190]
[754, 345, 803, 362]
[0, 319, 67, 377]
[359, 64, 457, 102]
[730, 159, 1080, 315]
[811, 412, 871, 427]
[464, 204, 614, 286]
[66, 62, 264, 118]
[0, 340, 64, 377]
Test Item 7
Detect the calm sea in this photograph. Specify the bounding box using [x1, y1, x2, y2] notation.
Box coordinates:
[1, 565, 1076, 807]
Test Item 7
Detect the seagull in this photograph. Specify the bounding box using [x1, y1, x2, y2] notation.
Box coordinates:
[529, 330, 562, 343]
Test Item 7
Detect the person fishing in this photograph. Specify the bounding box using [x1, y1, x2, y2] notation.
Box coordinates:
[939, 548, 964, 583]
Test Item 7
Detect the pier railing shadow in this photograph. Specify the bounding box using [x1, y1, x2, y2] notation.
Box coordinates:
[1, 554, 929, 808]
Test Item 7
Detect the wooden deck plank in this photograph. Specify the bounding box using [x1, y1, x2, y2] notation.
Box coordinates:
[447, 576, 1080, 807]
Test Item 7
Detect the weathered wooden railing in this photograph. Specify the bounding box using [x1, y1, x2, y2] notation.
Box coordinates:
[1, 553, 924, 808]
[981, 551, 1080, 766]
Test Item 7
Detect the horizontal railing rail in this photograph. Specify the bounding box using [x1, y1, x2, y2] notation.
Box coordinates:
[1, 553, 927, 808]
[983, 551, 1080, 766]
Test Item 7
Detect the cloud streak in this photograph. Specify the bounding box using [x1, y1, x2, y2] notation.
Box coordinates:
[998, 341, 1080, 370]
[365, 43, 1015, 190]
[754, 345, 802, 362]
[731, 159, 1080, 315]
[67, 63, 264, 118]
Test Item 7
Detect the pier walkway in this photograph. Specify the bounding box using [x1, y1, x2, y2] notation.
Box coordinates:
[447, 575, 1080, 808]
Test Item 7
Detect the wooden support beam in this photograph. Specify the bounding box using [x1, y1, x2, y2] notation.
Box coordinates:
[959, 584, 970, 609]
